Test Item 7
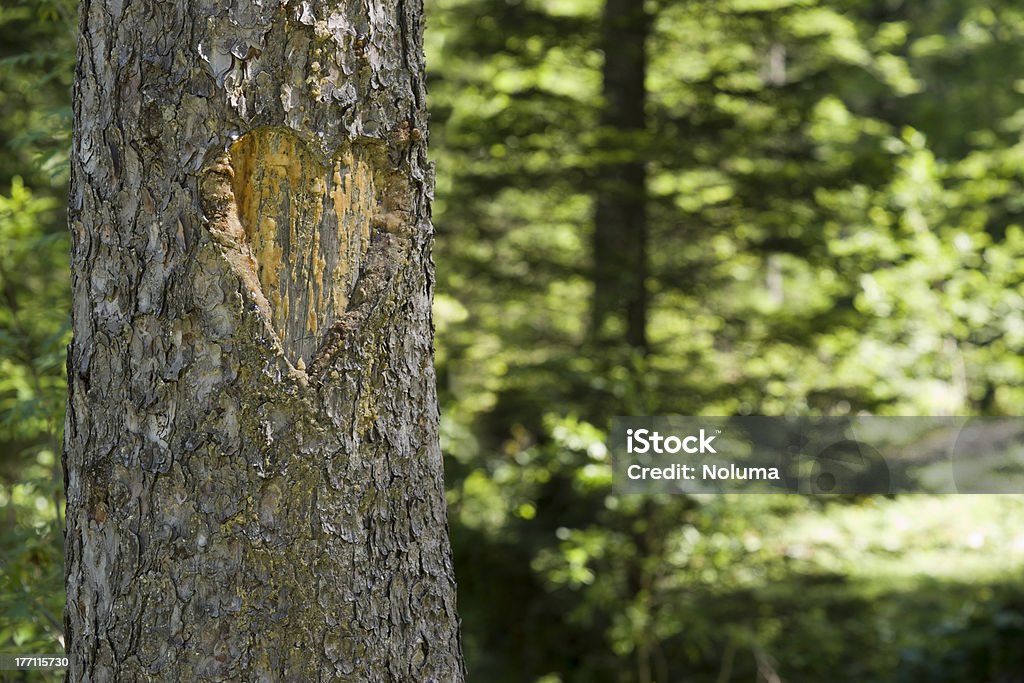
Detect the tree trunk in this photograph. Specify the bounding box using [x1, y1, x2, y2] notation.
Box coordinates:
[63, 1, 464, 680]
[591, 0, 650, 350]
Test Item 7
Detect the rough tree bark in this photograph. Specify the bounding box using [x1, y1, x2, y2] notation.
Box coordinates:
[591, 0, 650, 350]
[63, 0, 464, 680]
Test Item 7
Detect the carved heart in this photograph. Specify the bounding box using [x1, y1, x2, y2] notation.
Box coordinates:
[204, 128, 386, 367]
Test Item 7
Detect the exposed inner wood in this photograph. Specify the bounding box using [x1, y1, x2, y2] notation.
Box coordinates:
[227, 129, 377, 366]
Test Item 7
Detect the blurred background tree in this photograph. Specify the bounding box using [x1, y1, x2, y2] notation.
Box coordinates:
[2, 0, 1024, 680]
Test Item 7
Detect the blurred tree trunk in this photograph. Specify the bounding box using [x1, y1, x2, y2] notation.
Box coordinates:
[591, 0, 651, 350]
[63, 0, 464, 680]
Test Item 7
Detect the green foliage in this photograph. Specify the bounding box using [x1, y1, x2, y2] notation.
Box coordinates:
[427, 0, 1024, 680]
[0, 0, 75, 672]
[0, 176, 68, 671]
[0, 0, 76, 186]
